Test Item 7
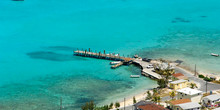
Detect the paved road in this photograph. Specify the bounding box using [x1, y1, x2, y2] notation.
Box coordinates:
[175, 67, 220, 92]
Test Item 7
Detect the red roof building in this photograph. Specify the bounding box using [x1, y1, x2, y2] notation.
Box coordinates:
[137, 103, 168, 110]
[172, 73, 188, 80]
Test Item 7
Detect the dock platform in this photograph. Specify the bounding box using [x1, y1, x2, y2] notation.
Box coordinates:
[133, 59, 162, 79]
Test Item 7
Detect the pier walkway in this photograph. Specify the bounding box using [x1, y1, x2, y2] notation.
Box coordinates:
[133, 59, 162, 79]
[74, 49, 162, 79]
[74, 49, 133, 69]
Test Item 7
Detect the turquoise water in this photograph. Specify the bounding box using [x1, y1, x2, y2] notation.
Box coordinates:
[1, 0, 220, 109]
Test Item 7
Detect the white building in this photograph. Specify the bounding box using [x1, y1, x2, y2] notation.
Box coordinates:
[176, 102, 201, 110]
[202, 94, 220, 107]
[176, 87, 203, 102]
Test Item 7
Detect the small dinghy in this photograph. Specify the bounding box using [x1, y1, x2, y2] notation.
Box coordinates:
[211, 53, 219, 57]
[130, 75, 140, 78]
[110, 61, 121, 65]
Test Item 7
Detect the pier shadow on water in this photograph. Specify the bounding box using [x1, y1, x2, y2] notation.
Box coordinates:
[26, 51, 84, 61]
[43, 46, 76, 52]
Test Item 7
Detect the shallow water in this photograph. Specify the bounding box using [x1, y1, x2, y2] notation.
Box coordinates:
[1, 0, 220, 109]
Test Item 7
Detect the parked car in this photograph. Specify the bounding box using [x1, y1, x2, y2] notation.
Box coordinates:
[142, 58, 152, 62]
[147, 64, 154, 69]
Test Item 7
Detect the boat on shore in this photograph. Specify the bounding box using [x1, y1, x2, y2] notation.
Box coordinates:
[211, 53, 219, 57]
[110, 61, 121, 65]
[130, 75, 140, 78]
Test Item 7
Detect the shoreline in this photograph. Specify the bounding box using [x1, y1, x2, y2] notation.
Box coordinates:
[111, 58, 220, 109]
[177, 64, 220, 80]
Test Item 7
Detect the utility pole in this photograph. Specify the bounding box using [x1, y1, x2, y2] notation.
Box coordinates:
[124, 98, 126, 110]
[206, 81, 208, 94]
[194, 64, 197, 76]
[60, 97, 62, 110]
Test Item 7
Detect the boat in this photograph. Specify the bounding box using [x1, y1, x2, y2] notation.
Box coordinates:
[110, 61, 121, 65]
[134, 54, 139, 58]
[130, 75, 140, 78]
[115, 54, 119, 56]
[211, 53, 219, 57]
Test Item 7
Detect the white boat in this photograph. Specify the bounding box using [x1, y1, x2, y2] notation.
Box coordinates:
[115, 54, 119, 56]
[134, 54, 139, 58]
[110, 61, 121, 65]
[130, 75, 140, 78]
[211, 53, 219, 57]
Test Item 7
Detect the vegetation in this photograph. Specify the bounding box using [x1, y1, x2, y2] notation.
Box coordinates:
[152, 96, 158, 103]
[153, 88, 158, 96]
[133, 96, 137, 104]
[81, 101, 114, 110]
[157, 78, 168, 88]
[157, 96, 161, 105]
[95, 105, 109, 110]
[114, 102, 120, 109]
[146, 89, 162, 105]
[109, 102, 113, 109]
[146, 91, 152, 100]
[154, 64, 175, 88]
[189, 83, 198, 89]
[81, 101, 95, 110]
[169, 91, 176, 100]
[204, 77, 212, 82]
[198, 74, 205, 78]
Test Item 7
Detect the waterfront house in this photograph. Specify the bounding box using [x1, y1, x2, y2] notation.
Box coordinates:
[172, 73, 188, 80]
[133, 100, 168, 110]
[176, 88, 202, 102]
[202, 94, 220, 107]
[175, 102, 201, 110]
[169, 79, 188, 90]
[169, 99, 191, 110]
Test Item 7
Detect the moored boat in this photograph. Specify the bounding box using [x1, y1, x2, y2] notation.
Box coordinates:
[130, 75, 140, 78]
[110, 61, 121, 65]
[211, 53, 219, 57]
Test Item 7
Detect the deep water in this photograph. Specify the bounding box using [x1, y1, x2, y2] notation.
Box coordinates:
[1, 0, 220, 109]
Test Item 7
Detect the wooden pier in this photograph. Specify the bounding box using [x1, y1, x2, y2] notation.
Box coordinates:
[74, 49, 162, 79]
[74, 49, 133, 69]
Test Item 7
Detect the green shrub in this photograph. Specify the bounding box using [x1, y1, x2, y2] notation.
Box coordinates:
[204, 77, 212, 82]
[198, 74, 205, 78]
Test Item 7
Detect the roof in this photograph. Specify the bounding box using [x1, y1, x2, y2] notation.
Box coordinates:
[176, 76, 188, 80]
[133, 100, 152, 107]
[172, 73, 184, 78]
[170, 79, 187, 84]
[203, 94, 220, 101]
[176, 87, 202, 95]
[138, 103, 168, 110]
[177, 102, 201, 109]
[170, 99, 191, 105]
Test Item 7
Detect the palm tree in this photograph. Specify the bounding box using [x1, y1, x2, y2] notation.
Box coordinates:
[153, 89, 158, 96]
[114, 102, 120, 109]
[169, 91, 176, 100]
[146, 91, 152, 100]
[109, 102, 113, 109]
[157, 96, 161, 105]
[152, 96, 158, 104]
[190, 83, 198, 89]
[133, 96, 137, 104]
